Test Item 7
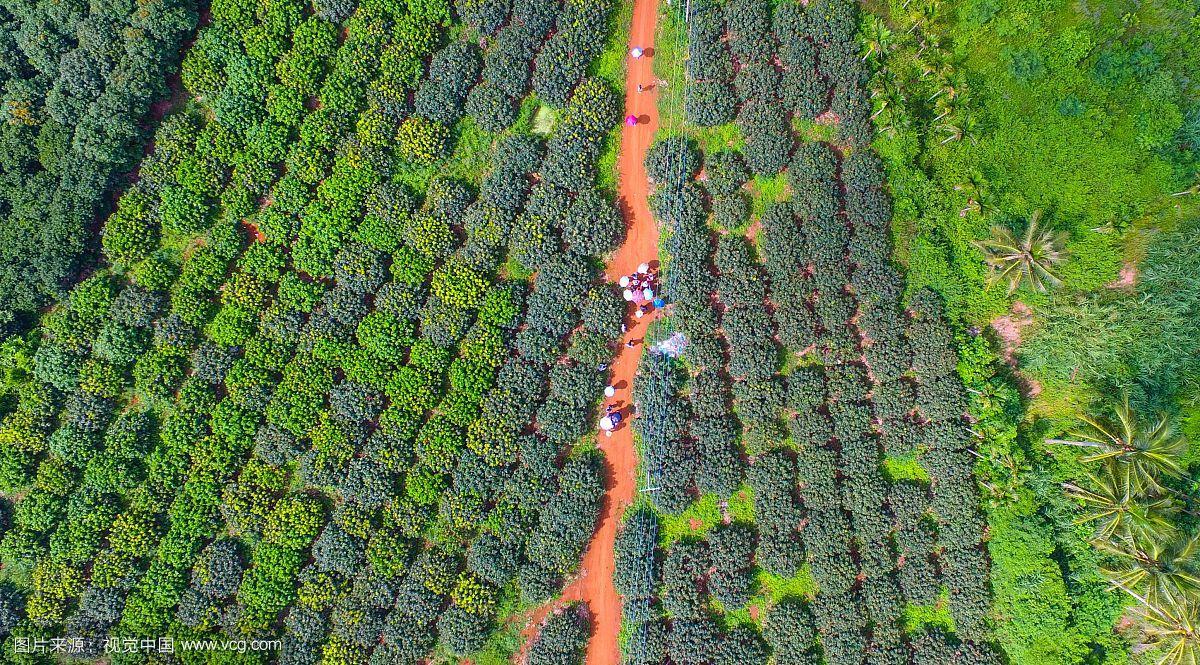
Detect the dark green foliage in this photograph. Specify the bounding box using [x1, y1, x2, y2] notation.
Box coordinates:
[527, 604, 590, 665]
[735, 63, 781, 106]
[563, 191, 622, 256]
[625, 619, 668, 665]
[0, 0, 197, 323]
[467, 82, 519, 133]
[763, 598, 817, 664]
[0, 584, 23, 638]
[540, 78, 621, 192]
[532, 3, 614, 108]
[710, 194, 749, 231]
[703, 151, 749, 198]
[738, 101, 791, 176]
[480, 23, 538, 97]
[191, 539, 243, 600]
[717, 624, 767, 665]
[686, 0, 734, 82]
[632, 353, 696, 514]
[686, 80, 737, 127]
[634, 1, 1007, 654]
[707, 523, 755, 609]
[523, 450, 605, 588]
[773, 15, 827, 120]
[437, 603, 490, 655]
[724, 0, 774, 67]
[468, 532, 519, 587]
[645, 136, 702, 188]
[614, 506, 659, 623]
[667, 615, 722, 665]
[415, 41, 482, 125]
[456, 0, 511, 35]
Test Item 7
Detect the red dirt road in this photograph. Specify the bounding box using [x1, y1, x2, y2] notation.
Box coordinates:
[517, 1, 662, 663]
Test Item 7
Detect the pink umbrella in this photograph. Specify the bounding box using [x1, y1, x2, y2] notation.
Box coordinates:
[625, 115, 638, 126]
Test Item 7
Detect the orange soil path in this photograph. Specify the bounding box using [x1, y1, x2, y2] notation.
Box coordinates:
[517, 0, 662, 662]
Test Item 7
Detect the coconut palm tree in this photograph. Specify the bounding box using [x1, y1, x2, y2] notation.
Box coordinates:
[868, 70, 906, 136]
[973, 209, 1067, 293]
[1050, 398, 1187, 493]
[1121, 586, 1200, 665]
[1102, 531, 1200, 610]
[861, 17, 895, 63]
[1065, 464, 1178, 545]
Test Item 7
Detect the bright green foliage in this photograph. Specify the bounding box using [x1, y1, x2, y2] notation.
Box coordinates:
[396, 116, 450, 165]
[102, 193, 159, 267]
[432, 259, 489, 310]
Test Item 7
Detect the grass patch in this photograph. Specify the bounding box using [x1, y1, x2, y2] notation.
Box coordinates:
[597, 127, 621, 192]
[658, 493, 722, 545]
[713, 597, 758, 630]
[882, 453, 930, 482]
[651, 5, 687, 134]
[748, 173, 790, 218]
[472, 623, 521, 665]
[688, 122, 744, 155]
[589, 0, 632, 192]
[589, 0, 632, 88]
[501, 255, 534, 282]
[727, 485, 755, 523]
[757, 566, 818, 603]
[792, 117, 838, 143]
[510, 95, 541, 135]
[903, 599, 955, 635]
[471, 584, 523, 663]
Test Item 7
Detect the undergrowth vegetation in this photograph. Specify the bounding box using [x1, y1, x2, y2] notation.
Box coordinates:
[865, 0, 1200, 662]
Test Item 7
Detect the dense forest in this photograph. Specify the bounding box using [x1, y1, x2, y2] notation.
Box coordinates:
[624, 0, 1200, 662]
[0, 0, 198, 330]
[0, 0, 635, 661]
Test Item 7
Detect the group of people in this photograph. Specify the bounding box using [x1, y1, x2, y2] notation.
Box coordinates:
[604, 52, 666, 436]
[620, 262, 663, 319]
[597, 262, 663, 437]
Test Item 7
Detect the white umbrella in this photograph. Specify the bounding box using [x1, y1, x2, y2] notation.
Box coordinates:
[637, 262, 650, 273]
[622, 289, 634, 301]
[634, 309, 645, 319]
[604, 386, 616, 397]
[631, 47, 643, 58]
[643, 288, 654, 300]
[618, 275, 630, 287]
[600, 416, 614, 431]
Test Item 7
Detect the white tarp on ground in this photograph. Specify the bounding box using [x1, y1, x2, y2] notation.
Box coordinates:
[653, 332, 687, 358]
